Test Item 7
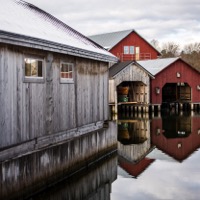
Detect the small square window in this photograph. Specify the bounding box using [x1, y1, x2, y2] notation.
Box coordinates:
[24, 57, 44, 83]
[124, 46, 129, 54]
[60, 62, 74, 83]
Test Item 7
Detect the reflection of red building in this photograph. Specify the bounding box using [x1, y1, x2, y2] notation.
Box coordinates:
[118, 156, 155, 178]
[151, 115, 200, 161]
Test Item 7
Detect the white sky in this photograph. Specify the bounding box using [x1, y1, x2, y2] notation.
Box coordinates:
[25, 0, 200, 48]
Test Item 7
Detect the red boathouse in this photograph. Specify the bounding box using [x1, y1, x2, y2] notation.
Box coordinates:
[138, 57, 200, 110]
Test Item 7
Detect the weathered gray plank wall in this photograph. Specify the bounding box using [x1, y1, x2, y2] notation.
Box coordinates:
[0, 45, 109, 149]
[0, 121, 117, 199]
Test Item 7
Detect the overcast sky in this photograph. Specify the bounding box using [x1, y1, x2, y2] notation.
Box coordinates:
[25, 0, 200, 48]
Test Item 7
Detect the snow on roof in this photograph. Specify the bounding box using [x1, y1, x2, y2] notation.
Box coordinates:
[89, 29, 161, 55]
[137, 57, 179, 75]
[0, 0, 117, 62]
[89, 30, 133, 50]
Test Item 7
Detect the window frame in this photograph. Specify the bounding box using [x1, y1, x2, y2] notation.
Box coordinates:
[124, 46, 129, 54]
[123, 46, 135, 55]
[23, 56, 45, 83]
[129, 46, 135, 54]
[60, 62, 74, 84]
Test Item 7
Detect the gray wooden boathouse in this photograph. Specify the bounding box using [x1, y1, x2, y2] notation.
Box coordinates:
[109, 61, 154, 114]
[0, 0, 117, 161]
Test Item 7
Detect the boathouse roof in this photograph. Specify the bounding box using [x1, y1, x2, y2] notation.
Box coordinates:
[109, 60, 154, 78]
[137, 57, 180, 76]
[89, 29, 160, 54]
[0, 0, 117, 62]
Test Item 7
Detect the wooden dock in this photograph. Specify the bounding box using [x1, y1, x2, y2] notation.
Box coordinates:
[110, 101, 200, 115]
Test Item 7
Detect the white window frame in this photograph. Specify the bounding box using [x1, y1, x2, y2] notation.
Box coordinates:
[124, 46, 135, 54]
[23, 56, 45, 83]
[129, 46, 135, 54]
[124, 46, 129, 54]
[60, 62, 74, 84]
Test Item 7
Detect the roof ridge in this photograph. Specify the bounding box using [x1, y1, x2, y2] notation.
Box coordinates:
[89, 29, 134, 37]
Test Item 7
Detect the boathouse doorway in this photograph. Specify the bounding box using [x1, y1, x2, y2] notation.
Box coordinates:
[117, 81, 148, 103]
[162, 83, 191, 103]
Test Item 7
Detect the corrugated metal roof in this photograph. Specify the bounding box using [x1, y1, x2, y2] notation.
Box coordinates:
[89, 30, 133, 50]
[0, 0, 117, 62]
[137, 58, 179, 75]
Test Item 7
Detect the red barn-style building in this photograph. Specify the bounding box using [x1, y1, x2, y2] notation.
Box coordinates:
[138, 57, 200, 110]
[89, 29, 161, 62]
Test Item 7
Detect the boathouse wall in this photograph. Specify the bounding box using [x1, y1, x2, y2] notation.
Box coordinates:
[0, 121, 118, 199]
[0, 45, 109, 150]
[151, 59, 200, 104]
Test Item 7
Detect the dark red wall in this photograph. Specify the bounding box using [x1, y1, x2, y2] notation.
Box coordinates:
[151, 59, 200, 104]
[151, 116, 200, 161]
[110, 32, 159, 61]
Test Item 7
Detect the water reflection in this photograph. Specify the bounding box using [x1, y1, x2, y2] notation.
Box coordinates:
[117, 119, 155, 178]
[31, 153, 117, 200]
[0, 121, 118, 200]
[112, 111, 200, 200]
[1, 112, 200, 199]
[151, 111, 200, 162]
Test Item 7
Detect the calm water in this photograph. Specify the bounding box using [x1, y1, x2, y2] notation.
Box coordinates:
[31, 111, 200, 200]
[112, 111, 200, 200]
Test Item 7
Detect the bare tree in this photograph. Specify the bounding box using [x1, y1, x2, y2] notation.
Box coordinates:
[182, 42, 200, 54]
[150, 39, 160, 52]
[181, 42, 200, 71]
[161, 42, 180, 58]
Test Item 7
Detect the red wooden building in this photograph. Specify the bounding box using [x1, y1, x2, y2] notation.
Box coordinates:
[89, 29, 161, 62]
[138, 57, 200, 110]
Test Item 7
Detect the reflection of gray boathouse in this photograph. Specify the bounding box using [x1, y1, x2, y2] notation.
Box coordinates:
[117, 119, 155, 178]
[0, 1, 118, 198]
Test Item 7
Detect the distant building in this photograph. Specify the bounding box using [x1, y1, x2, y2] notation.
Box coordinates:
[89, 29, 161, 62]
[0, 0, 117, 160]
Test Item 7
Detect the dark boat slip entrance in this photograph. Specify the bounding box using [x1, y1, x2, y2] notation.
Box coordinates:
[162, 82, 191, 103]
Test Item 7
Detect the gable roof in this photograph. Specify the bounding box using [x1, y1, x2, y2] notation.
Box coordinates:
[137, 57, 180, 76]
[109, 60, 154, 78]
[89, 30, 133, 50]
[89, 29, 161, 55]
[109, 60, 133, 77]
[0, 0, 117, 62]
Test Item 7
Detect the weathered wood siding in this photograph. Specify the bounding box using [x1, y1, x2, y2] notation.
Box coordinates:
[0, 45, 109, 149]
[0, 121, 117, 199]
[109, 79, 115, 103]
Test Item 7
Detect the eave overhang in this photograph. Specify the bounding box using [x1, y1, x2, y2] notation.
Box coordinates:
[0, 30, 118, 63]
